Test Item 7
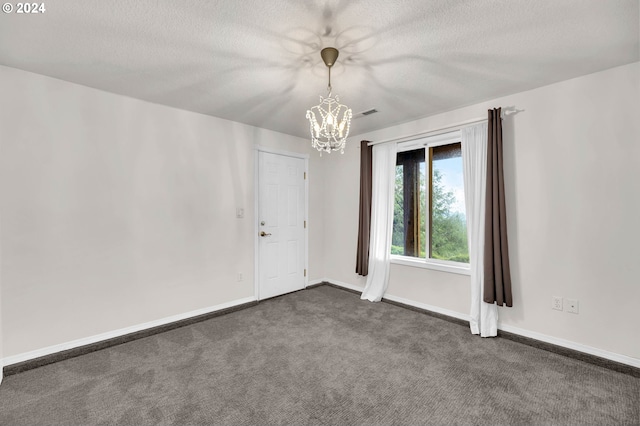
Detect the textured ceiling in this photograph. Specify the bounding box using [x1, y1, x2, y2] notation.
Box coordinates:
[1, 0, 638, 138]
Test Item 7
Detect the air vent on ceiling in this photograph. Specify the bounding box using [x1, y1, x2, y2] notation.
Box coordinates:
[361, 108, 378, 116]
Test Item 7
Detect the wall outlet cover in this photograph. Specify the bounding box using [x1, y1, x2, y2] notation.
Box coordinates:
[552, 296, 563, 311]
[566, 298, 579, 314]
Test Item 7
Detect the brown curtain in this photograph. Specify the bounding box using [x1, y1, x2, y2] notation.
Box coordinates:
[356, 140, 373, 276]
[483, 108, 513, 306]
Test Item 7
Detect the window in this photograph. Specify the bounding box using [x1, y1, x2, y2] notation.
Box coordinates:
[391, 132, 469, 272]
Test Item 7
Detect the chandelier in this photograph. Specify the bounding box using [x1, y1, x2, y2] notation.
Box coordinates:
[306, 47, 352, 155]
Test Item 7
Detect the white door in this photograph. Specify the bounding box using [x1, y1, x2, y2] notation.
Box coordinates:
[257, 151, 306, 300]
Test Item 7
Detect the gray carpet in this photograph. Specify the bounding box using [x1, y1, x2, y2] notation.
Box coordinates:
[0, 285, 638, 425]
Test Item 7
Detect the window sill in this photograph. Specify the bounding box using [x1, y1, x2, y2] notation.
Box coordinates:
[390, 255, 471, 276]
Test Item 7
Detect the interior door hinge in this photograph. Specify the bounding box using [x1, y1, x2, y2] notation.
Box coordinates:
[304, 269, 307, 277]
[304, 172, 306, 180]
[304, 220, 306, 228]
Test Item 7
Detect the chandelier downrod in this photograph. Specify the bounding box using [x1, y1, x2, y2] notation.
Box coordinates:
[321, 47, 338, 93]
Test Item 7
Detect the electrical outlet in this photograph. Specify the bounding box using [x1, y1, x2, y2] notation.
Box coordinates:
[237, 272, 243, 282]
[552, 296, 563, 311]
[566, 298, 579, 314]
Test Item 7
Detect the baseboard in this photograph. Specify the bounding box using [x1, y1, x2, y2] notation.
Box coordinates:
[5, 281, 638, 378]
[383, 293, 471, 323]
[497, 323, 640, 370]
[306, 278, 325, 287]
[325, 278, 640, 375]
[321, 278, 363, 293]
[3, 296, 257, 376]
[324, 278, 470, 322]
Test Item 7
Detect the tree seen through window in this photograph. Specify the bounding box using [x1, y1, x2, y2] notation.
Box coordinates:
[391, 143, 469, 263]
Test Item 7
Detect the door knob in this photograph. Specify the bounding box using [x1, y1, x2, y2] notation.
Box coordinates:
[260, 231, 272, 237]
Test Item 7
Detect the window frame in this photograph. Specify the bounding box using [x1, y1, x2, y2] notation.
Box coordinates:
[390, 130, 470, 276]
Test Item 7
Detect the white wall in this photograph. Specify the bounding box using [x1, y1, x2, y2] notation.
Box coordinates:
[324, 62, 640, 362]
[0, 66, 324, 358]
[2, 61, 638, 365]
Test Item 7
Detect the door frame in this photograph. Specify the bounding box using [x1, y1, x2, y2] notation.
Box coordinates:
[254, 146, 309, 301]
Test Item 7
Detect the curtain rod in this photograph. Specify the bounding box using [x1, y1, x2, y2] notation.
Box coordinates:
[365, 107, 522, 147]
[367, 116, 487, 147]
